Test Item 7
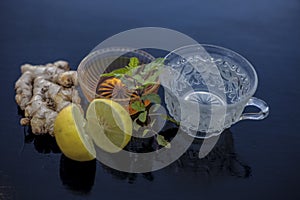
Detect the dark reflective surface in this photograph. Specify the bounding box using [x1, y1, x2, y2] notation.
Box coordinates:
[1, 0, 300, 199]
[170, 130, 251, 178]
[24, 128, 61, 154]
[100, 129, 251, 184]
[59, 155, 96, 194]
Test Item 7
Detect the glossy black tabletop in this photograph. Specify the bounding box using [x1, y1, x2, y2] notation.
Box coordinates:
[1, 0, 300, 199]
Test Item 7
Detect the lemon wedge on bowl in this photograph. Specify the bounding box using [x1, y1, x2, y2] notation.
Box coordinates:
[54, 104, 96, 161]
[86, 99, 132, 153]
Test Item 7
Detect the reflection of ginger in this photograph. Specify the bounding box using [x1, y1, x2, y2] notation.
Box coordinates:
[15, 61, 81, 136]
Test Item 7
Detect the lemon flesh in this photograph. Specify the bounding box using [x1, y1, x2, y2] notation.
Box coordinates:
[54, 104, 96, 161]
[86, 99, 132, 153]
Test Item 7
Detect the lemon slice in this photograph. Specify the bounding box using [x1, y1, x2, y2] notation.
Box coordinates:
[54, 104, 96, 161]
[86, 99, 132, 153]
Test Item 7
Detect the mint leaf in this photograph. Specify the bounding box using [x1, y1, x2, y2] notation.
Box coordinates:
[121, 58, 165, 89]
[156, 135, 171, 148]
[128, 57, 139, 68]
[136, 58, 164, 85]
[150, 104, 161, 112]
[152, 57, 164, 64]
[141, 93, 161, 104]
[120, 76, 137, 90]
[131, 101, 145, 112]
[142, 129, 150, 137]
[133, 118, 141, 131]
[150, 118, 157, 127]
[161, 114, 180, 126]
[132, 74, 144, 84]
[100, 57, 140, 78]
[138, 111, 147, 122]
[100, 68, 129, 77]
[143, 58, 164, 72]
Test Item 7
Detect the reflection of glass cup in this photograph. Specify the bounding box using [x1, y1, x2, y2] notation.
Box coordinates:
[162, 44, 269, 138]
[168, 129, 251, 178]
[77, 47, 155, 104]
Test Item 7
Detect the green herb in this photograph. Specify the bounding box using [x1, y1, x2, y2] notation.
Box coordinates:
[150, 104, 161, 112]
[141, 93, 161, 104]
[128, 57, 139, 68]
[150, 118, 156, 127]
[156, 135, 171, 148]
[100, 57, 140, 77]
[100, 68, 129, 78]
[161, 114, 180, 126]
[131, 58, 164, 90]
[138, 111, 147, 123]
[133, 118, 141, 131]
[131, 101, 145, 112]
[100, 56, 175, 147]
[142, 129, 150, 137]
[100, 57, 165, 91]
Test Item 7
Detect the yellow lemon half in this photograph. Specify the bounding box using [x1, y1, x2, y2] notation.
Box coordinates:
[54, 104, 96, 161]
[86, 99, 132, 153]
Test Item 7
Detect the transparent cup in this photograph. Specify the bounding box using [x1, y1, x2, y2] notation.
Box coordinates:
[77, 47, 155, 107]
[161, 44, 269, 138]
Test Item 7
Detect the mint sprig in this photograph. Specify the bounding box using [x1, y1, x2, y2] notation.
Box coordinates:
[100, 57, 140, 78]
[156, 134, 171, 148]
[100, 57, 164, 91]
[100, 56, 174, 148]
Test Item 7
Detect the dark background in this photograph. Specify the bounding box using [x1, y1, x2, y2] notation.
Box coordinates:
[1, 0, 300, 199]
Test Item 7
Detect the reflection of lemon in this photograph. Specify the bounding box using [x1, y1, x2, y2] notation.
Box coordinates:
[54, 104, 96, 161]
[86, 99, 132, 153]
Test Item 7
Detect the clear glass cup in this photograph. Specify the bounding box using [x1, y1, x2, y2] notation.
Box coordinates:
[77, 47, 155, 108]
[161, 44, 269, 138]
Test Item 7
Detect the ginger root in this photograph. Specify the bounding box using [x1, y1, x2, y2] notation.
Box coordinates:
[15, 71, 34, 110]
[21, 60, 69, 75]
[15, 61, 81, 136]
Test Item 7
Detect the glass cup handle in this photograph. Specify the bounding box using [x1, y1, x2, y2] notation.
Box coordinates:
[240, 97, 269, 120]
